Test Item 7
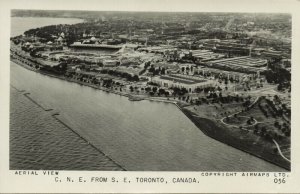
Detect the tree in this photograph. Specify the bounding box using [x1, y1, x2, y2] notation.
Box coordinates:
[133, 75, 139, 81]
[274, 121, 279, 128]
[195, 88, 203, 93]
[153, 69, 160, 76]
[144, 62, 150, 69]
[225, 79, 228, 85]
[186, 67, 190, 72]
[149, 65, 155, 73]
[172, 87, 181, 96]
[158, 88, 166, 95]
[261, 126, 267, 135]
[181, 67, 185, 73]
[145, 87, 151, 93]
[180, 88, 188, 95]
[247, 119, 252, 125]
[129, 86, 134, 92]
[152, 87, 158, 93]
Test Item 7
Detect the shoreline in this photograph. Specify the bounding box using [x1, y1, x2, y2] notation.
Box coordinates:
[11, 57, 181, 104]
[10, 57, 289, 171]
[180, 108, 290, 171]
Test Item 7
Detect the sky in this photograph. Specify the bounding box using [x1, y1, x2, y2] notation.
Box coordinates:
[1, 0, 298, 13]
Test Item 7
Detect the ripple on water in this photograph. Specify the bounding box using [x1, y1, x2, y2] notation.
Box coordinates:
[10, 87, 124, 170]
[10, 61, 286, 171]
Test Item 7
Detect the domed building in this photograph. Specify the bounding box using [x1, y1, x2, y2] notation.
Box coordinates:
[57, 36, 63, 42]
[90, 36, 96, 42]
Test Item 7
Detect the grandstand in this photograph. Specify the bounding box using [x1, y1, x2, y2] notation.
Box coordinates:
[190, 49, 225, 62]
[208, 56, 267, 73]
[211, 56, 267, 67]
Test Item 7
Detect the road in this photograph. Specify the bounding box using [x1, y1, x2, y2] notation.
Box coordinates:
[272, 139, 291, 163]
[220, 96, 259, 128]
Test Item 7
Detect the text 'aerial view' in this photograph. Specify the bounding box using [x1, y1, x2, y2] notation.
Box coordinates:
[10, 10, 291, 171]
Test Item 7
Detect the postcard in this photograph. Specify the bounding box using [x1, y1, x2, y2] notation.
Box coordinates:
[0, 0, 300, 193]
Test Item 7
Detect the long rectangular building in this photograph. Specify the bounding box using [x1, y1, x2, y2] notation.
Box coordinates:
[152, 74, 214, 92]
[208, 56, 267, 74]
[190, 49, 225, 62]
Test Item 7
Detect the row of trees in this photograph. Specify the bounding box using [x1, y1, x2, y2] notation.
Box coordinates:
[99, 69, 139, 82]
[274, 121, 290, 137]
[254, 122, 290, 143]
[264, 61, 291, 89]
[171, 87, 188, 96]
[258, 103, 275, 118]
[194, 86, 218, 93]
[192, 94, 246, 106]
[148, 65, 166, 76]
[194, 71, 240, 84]
[264, 68, 291, 84]
[133, 86, 170, 96]
[206, 89, 248, 104]
[253, 125, 283, 142]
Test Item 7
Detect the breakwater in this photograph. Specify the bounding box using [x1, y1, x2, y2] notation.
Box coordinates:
[11, 85, 126, 170]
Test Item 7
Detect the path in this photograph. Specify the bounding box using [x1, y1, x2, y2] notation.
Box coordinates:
[272, 139, 291, 163]
[220, 96, 259, 128]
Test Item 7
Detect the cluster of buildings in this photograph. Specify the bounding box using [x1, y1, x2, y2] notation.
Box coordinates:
[12, 35, 284, 93]
[11, 12, 291, 94]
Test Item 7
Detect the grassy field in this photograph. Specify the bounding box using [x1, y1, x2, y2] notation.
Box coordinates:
[183, 96, 291, 170]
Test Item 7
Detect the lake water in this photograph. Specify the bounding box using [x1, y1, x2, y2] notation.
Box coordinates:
[11, 17, 83, 37]
[10, 17, 285, 171]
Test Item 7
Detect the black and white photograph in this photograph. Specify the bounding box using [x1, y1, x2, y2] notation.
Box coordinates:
[9, 8, 291, 171]
[10, 6, 291, 171]
[1, 0, 300, 193]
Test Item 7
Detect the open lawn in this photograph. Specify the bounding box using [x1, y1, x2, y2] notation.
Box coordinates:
[183, 95, 291, 169]
[190, 102, 245, 120]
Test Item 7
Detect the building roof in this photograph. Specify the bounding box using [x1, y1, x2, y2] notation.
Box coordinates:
[157, 74, 209, 85]
[211, 56, 267, 67]
[70, 43, 122, 49]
